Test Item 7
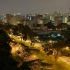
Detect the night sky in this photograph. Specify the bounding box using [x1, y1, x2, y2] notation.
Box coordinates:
[0, 0, 70, 15]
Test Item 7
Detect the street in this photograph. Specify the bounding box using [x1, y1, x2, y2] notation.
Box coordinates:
[10, 35, 70, 70]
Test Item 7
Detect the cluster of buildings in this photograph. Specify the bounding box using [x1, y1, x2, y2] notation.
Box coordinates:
[0, 11, 70, 30]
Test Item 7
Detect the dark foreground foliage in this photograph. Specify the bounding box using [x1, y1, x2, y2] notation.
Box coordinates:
[0, 30, 31, 70]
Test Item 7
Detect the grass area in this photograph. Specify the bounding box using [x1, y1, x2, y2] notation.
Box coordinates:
[54, 59, 70, 70]
[36, 52, 70, 70]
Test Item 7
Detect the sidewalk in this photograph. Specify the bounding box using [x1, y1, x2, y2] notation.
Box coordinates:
[59, 56, 70, 65]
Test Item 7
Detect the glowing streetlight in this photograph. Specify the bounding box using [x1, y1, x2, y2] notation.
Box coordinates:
[66, 47, 69, 50]
[49, 40, 52, 43]
[18, 21, 20, 23]
[33, 55, 36, 58]
[25, 40, 31, 43]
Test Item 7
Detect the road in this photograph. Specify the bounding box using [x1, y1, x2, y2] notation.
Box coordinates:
[54, 58, 70, 70]
[48, 55, 70, 70]
[9, 35, 70, 70]
[59, 56, 70, 65]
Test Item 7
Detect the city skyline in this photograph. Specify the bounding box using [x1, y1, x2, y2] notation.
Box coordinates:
[0, 0, 70, 15]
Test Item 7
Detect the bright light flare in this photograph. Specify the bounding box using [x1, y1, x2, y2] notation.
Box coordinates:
[49, 40, 52, 43]
[33, 55, 36, 58]
[66, 47, 69, 50]
[25, 40, 31, 43]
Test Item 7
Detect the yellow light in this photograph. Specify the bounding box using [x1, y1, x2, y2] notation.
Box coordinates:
[16, 47, 19, 50]
[36, 36, 39, 38]
[49, 40, 52, 43]
[25, 40, 31, 43]
[33, 55, 36, 58]
[66, 47, 69, 50]
[18, 21, 20, 23]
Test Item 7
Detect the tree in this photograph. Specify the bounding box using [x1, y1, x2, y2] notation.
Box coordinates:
[61, 27, 70, 47]
[0, 29, 11, 42]
[0, 30, 18, 70]
[13, 26, 18, 35]
[22, 25, 34, 40]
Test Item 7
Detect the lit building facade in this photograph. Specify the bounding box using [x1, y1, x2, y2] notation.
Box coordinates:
[4, 14, 13, 24]
[10, 15, 23, 25]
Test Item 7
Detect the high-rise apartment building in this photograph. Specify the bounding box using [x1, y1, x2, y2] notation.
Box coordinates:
[4, 14, 13, 24]
[54, 16, 59, 26]
[63, 16, 68, 23]
[10, 15, 23, 25]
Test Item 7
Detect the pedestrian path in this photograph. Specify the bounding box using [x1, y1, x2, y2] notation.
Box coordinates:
[59, 56, 70, 65]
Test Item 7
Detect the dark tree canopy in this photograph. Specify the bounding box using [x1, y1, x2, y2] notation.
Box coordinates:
[0, 30, 19, 70]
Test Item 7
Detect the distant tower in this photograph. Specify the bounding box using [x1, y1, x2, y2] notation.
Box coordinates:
[4, 14, 13, 24]
[35, 12, 38, 16]
[54, 16, 59, 26]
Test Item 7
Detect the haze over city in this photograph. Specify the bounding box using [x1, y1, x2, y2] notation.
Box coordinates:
[0, 0, 70, 15]
[1, 0, 70, 70]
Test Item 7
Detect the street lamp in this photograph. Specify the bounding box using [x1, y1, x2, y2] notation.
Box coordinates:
[48, 40, 53, 49]
[66, 47, 69, 50]
[49, 40, 52, 43]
